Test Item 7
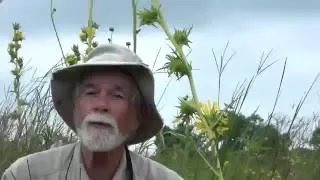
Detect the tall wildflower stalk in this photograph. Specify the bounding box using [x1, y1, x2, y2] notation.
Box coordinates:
[131, 0, 138, 53]
[7, 23, 28, 141]
[86, 0, 94, 55]
[137, 0, 227, 179]
[50, 0, 66, 61]
[64, 0, 99, 66]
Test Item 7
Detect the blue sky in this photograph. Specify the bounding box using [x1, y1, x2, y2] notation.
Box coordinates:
[0, 0, 319, 128]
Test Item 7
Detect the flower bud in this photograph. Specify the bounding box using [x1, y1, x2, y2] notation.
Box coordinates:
[137, 6, 160, 27]
[173, 27, 192, 48]
[126, 42, 131, 48]
[80, 32, 87, 42]
[92, 41, 98, 48]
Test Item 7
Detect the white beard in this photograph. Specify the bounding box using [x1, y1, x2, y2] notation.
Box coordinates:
[75, 112, 130, 152]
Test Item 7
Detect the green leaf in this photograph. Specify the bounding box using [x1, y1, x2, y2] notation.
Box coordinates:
[71, 45, 81, 57]
[17, 57, 23, 68]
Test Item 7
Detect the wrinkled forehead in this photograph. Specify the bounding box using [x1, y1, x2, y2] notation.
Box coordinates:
[77, 69, 137, 90]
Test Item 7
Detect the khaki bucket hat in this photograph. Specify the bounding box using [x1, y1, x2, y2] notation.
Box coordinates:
[50, 44, 164, 145]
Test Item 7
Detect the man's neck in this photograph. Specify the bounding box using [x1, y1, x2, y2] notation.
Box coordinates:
[81, 145, 125, 180]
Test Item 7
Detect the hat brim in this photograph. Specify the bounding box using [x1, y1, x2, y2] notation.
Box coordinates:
[51, 62, 164, 145]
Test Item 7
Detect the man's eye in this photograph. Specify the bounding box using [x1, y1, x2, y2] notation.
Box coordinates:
[110, 92, 125, 99]
[85, 90, 96, 95]
[114, 93, 124, 98]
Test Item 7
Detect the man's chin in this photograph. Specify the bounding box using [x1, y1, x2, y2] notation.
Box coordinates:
[77, 129, 128, 152]
[84, 144, 117, 152]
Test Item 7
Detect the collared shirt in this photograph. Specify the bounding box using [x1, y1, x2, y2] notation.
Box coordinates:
[1, 142, 183, 180]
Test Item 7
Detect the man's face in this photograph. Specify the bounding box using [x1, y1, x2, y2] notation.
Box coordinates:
[73, 70, 140, 152]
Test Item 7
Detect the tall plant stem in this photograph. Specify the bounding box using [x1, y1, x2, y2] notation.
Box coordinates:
[157, 12, 199, 102]
[153, 1, 223, 178]
[212, 141, 224, 180]
[87, 0, 94, 54]
[132, 0, 137, 53]
[50, 0, 66, 62]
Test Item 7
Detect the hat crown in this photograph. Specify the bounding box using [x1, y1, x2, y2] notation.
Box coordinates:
[85, 44, 143, 65]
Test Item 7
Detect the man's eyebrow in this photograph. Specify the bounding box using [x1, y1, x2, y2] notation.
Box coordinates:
[78, 82, 95, 90]
[110, 85, 127, 92]
[77, 81, 131, 93]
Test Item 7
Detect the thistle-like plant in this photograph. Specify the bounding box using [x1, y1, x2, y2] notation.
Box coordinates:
[137, 0, 197, 99]
[138, 3, 161, 27]
[178, 96, 198, 118]
[174, 96, 198, 126]
[172, 27, 192, 48]
[159, 49, 192, 80]
[137, 0, 228, 179]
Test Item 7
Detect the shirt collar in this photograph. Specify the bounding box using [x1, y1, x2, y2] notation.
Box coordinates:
[72, 141, 128, 180]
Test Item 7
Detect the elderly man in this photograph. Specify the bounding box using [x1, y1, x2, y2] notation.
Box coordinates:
[1, 44, 183, 180]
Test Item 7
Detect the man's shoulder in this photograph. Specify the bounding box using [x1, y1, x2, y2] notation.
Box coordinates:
[129, 151, 183, 180]
[2, 143, 77, 180]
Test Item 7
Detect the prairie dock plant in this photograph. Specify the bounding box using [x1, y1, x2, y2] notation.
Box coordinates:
[137, 0, 228, 179]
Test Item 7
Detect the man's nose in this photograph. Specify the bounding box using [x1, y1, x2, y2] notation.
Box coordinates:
[93, 97, 110, 113]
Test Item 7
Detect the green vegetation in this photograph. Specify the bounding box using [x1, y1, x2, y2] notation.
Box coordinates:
[1, 0, 319, 179]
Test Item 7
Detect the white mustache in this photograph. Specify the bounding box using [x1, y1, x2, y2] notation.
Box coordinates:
[77, 112, 126, 152]
[83, 113, 117, 129]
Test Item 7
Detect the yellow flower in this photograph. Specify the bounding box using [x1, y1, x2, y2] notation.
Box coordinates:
[195, 120, 207, 133]
[193, 100, 229, 140]
[198, 101, 220, 122]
